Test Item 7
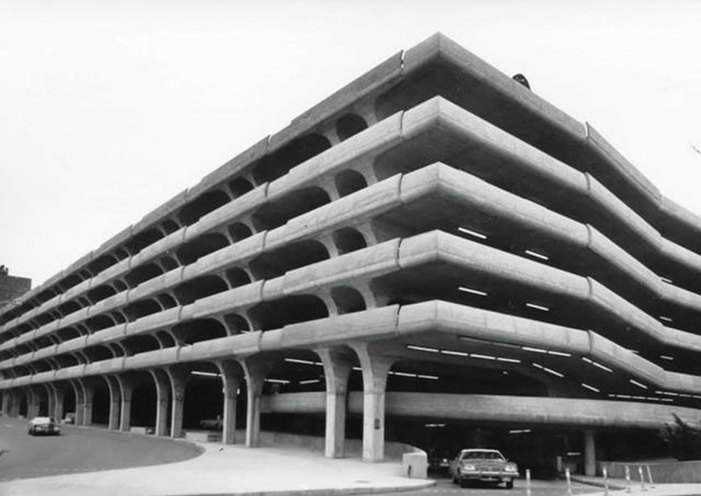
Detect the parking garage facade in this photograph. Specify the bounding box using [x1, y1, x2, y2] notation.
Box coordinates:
[2, 34, 701, 477]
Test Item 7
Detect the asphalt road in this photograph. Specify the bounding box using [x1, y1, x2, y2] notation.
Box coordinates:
[0, 416, 202, 481]
[366, 475, 598, 495]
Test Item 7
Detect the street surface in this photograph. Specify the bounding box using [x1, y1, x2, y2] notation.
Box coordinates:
[365, 476, 598, 495]
[0, 416, 202, 481]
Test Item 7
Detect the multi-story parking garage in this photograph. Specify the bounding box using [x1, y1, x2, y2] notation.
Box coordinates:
[2, 33, 701, 477]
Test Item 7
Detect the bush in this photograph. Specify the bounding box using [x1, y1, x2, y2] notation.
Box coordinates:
[658, 414, 701, 460]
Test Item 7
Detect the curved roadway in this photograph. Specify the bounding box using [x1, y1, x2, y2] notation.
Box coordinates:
[0, 417, 202, 482]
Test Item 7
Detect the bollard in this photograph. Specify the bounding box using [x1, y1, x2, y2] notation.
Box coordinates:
[565, 467, 573, 496]
[646, 465, 655, 488]
[526, 469, 532, 496]
[638, 466, 647, 491]
[625, 465, 632, 493]
[603, 466, 609, 496]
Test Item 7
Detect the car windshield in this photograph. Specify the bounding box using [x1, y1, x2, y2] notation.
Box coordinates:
[33, 417, 52, 424]
[462, 451, 505, 460]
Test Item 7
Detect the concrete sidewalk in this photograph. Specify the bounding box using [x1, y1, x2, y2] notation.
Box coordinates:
[571, 474, 701, 496]
[0, 440, 434, 496]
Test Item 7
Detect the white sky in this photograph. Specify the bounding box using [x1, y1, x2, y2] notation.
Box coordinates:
[1, 0, 700, 287]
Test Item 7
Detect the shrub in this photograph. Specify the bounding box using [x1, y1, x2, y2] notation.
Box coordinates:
[658, 414, 701, 460]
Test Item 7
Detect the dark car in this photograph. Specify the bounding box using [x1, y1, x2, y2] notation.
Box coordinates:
[27, 416, 61, 436]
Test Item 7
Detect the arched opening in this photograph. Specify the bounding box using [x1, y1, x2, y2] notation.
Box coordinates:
[157, 293, 178, 310]
[172, 319, 228, 345]
[122, 335, 161, 355]
[161, 219, 181, 235]
[225, 267, 251, 289]
[248, 295, 329, 331]
[159, 255, 180, 271]
[177, 190, 231, 226]
[110, 311, 127, 325]
[88, 254, 119, 276]
[173, 275, 229, 306]
[113, 280, 129, 292]
[125, 263, 164, 288]
[336, 113, 368, 141]
[92, 380, 111, 426]
[223, 313, 251, 334]
[252, 134, 331, 184]
[122, 299, 162, 322]
[87, 284, 117, 304]
[227, 222, 253, 242]
[252, 186, 331, 231]
[229, 177, 254, 198]
[249, 239, 329, 280]
[18, 390, 28, 416]
[331, 286, 366, 314]
[125, 228, 165, 255]
[83, 346, 114, 363]
[335, 169, 368, 197]
[63, 385, 77, 420]
[131, 375, 157, 431]
[176, 233, 230, 266]
[333, 227, 367, 254]
[57, 299, 82, 317]
[184, 363, 225, 433]
[85, 314, 117, 333]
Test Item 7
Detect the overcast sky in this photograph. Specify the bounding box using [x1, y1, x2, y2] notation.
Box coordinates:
[1, 0, 700, 288]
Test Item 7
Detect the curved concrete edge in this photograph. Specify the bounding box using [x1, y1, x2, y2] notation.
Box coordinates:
[173, 481, 436, 496]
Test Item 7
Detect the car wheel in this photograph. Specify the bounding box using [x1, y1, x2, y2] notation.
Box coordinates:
[460, 479, 468, 488]
[506, 480, 514, 489]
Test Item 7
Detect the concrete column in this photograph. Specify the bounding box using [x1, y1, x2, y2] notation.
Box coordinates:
[216, 360, 242, 445]
[105, 376, 121, 430]
[51, 384, 65, 421]
[240, 357, 273, 448]
[81, 381, 94, 426]
[167, 368, 188, 438]
[353, 343, 394, 462]
[1, 391, 9, 416]
[9, 390, 20, 417]
[150, 370, 170, 437]
[584, 430, 597, 476]
[70, 380, 85, 425]
[43, 384, 55, 419]
[26, 387, 39, 418]
[317, 348, 353, 458]
[115, 376, 133, 432]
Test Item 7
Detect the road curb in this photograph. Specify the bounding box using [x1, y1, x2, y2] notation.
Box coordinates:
[569, 476, 627, 491]
[174, 480, 436, 496]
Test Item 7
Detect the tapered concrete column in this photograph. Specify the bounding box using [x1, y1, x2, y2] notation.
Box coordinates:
[317, 348, 353, 458]
[105, 376, 121, 430]
[80, 380, 95, 426]
[1, 391, 9, 416]
[240, 357, 273, 448]
[51, 384, 65, 421]
[150, 370, 170, 437]
[584, 430, 596, 476]
[167, 368, 188, 438]
[216, 360, 243, 445]
[9, 390, 20, 417]
[353, 343, 395, 462]
[43, 384, 55, 419]
[115, 376, 134, 432]
[26, 387, 39, 418]
[70, 380, 85, 425]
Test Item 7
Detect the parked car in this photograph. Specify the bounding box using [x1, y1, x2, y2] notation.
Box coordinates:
[63, 412, 75, 424]
[449, 448, 518, 488]
[27, 417, 61, 436]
